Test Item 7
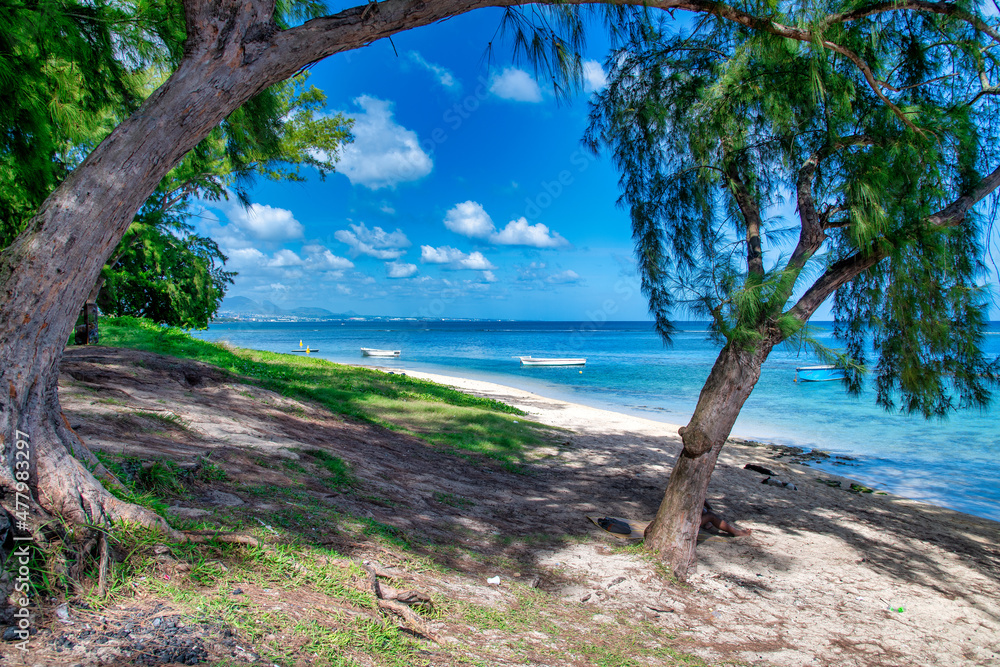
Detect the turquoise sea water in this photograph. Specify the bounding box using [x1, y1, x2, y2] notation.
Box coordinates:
[190, 320, 1000, 523]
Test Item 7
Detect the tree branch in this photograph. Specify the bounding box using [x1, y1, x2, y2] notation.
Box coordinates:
[788, 136, 875, 274]
[722, 160, 765, 277]
[257, 0, 1000, 133]
[788, 160, 1000, 321]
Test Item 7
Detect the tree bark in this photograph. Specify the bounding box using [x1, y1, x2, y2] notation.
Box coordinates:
[644, 337, 776, 579]
[0, 0, 284, 543]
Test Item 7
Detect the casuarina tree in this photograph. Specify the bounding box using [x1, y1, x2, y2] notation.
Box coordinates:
[1, 0, 999, 580]
[92, 73, 352, 327]
[587, 12, 1000, 578]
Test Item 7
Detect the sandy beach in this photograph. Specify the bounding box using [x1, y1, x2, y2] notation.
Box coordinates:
[401, 368, 1000, 666]
[49, 347, 1000, 666]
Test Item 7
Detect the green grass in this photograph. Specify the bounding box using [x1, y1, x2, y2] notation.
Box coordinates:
[100, 317, 552, 468]
[432, 491, 474, 509]
[303, 449, 356, 490]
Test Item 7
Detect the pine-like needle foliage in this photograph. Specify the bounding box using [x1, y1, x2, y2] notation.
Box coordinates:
[587, 7, 1000, 416]
[0, 1, 351, 327]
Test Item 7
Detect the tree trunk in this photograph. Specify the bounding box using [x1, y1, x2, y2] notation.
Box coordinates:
[0, 3, 287, 546]
[644, 337, 776, 579]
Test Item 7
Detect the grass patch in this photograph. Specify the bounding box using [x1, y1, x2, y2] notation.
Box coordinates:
[432, 491, 474, 509]
[303, 449, 356, 490]
[133, 410, 189, 431]
[101, 317, 553, 468]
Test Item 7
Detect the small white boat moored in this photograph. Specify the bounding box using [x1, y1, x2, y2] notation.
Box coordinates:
[519, 356, 586, 367]
[361, 348, 401, 358]
[795, 365, 845, 382]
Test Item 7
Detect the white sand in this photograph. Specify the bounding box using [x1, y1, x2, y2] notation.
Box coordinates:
[403, 368, 1000, 667]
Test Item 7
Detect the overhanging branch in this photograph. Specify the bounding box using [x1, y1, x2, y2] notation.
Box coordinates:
[787, 160, 1000, 322]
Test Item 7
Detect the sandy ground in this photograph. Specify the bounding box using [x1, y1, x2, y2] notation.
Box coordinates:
[403, 368, 1000, 667]
[33, 348, 1000, 666]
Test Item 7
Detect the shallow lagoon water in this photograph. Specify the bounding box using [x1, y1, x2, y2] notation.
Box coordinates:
[191, 320, 1000, 522]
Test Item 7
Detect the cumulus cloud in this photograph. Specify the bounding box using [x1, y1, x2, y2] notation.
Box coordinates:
[337, 96, 432, 189]
[409, 52, 459, 90]
[386, 261, 418, 278]
[491, 217, 568, 248]
[226, 247, 267, 269]
[420, 245, 496, 271]
[444, 201, 494, 238]
[302, 244, 355, 271]
[456, 251, 496, 270]
[420, 245, 467, 264]
[227, 203, 304, 241]
[582, 60, 608, 93]
[489, 68, 543, 102]
[267, 249, 303, 268]
[442, 202, 569, 248]
[335, 222, 411, 259]
[546, 269, 581, 284]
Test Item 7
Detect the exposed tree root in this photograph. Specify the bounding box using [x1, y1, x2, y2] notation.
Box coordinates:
[360, 561, 438, 642]
[181, 531, 260, 547]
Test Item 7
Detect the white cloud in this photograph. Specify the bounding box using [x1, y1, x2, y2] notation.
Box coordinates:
[268, 249, 303, 267]
[443, 203, 569, 248]
[337, 96, 432, 189]
[386, 261, 418, 278]
[582, 60, 608, 93]
[421, 245, 467, 264]
[302, 244, 354, 271]
[409, 52, 459, 90]
[482, 270, 497, 283]
[456, 251, 496, 270]
[227, 203, 304, 241]
[335, 222, 411, 259]
[420, 245, 496, 271]
[444, 201, 494, 238]
[489, 68, 543, 103]
[546, 269, 581, 284]
[491, 217, 568, 248]
[226, 247, 267, 268]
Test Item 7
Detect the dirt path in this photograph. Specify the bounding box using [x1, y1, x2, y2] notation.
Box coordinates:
[9, 347, 997, 666]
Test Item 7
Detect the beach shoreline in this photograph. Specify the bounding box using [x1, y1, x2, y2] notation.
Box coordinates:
[395, 366, 1000, 665]
[52, 343, 1000, 666]
[389, 366, 993, 523]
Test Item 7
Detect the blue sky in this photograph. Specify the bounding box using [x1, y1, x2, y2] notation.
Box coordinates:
[196, 8, 1000, 321]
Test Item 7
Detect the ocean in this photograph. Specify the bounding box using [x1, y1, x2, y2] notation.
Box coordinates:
[190, 320, 1000, 523]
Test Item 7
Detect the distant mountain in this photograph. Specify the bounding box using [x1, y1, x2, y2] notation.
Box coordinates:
[259, 300, 283, 315]
[218, 296, 359, 319]
[220, 296, 259, 312]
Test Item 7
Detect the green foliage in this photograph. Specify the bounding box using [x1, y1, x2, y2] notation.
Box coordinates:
[0, 0, 183, 246]
[97, 205, 235, 329]
[94, 72, 351, 327]
[587, 10, 1000, 416]
[0, 2, 350, 329]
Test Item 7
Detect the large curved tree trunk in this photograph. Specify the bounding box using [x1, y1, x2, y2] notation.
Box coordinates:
[0, 3, 285, 543]
[644, 337, 776, 579]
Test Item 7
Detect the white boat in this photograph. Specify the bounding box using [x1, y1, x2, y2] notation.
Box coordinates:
[795, 365, 845, 382]
[361, 348, 400, 358]
[519, 356, 586, 367]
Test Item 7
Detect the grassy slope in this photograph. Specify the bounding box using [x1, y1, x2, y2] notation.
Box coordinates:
[54, 318, 704, 667]
[100, 316, 553, 469]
